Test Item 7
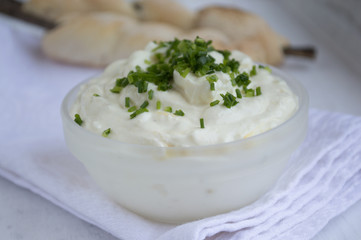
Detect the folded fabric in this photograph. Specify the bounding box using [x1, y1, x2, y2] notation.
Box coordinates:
[1, 21, 361, 240]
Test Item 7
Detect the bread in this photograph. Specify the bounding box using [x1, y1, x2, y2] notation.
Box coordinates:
[42, 13, 183, 67]
[180, 27, 230, 50]
[22, 0, 136, 22]
[195, 6, 289, 65]
[134, 0, 196, 29]
[36, 2, 290, 66]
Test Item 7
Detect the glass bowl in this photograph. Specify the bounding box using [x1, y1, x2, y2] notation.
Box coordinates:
[61, 67, 309, 224]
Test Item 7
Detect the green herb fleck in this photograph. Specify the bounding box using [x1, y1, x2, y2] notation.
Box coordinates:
[130, 108, 149, 119]
[236, 89, 242, 98]
[180, 68, 191, 78]
[210, 82, 215, 91]
[245, 89, 255, 97]
[250, 65, 257, 77]
[206, 74, 218, 83]
[93, 93, 100, 97]
[200, 118, 205, 129]
[74, 114, 83, 126]
[110, 86, 122, 93]
[220, 92, 239, 108]
[235, 72, 250, 87]
[140, 100, 149, 109]
[128, 106, 137, 112]
[259, 65, 272, 73]
[256, 86, 262, 96]
[164, 106, 172, 113]
[144, 59, 151, 65]
[210, 100, 220, 106]
[156, 100, 162, 110]
[148, 89, 154, 100]
[125, 97, 130, 108]
[174, 109, 185, 116]
[102, 128, 111, 137]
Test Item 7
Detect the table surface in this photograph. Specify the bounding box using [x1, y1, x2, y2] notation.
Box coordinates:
[1, 0, 361, 239]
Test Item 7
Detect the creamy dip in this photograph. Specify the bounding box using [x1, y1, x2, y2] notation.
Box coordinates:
[71, 40, 298, 147]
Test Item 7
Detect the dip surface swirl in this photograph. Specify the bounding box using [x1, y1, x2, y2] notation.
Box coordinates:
[71, 38, 298, 146]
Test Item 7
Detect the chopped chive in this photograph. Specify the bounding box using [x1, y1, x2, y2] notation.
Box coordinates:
[210, 100, 220, 106]
[144, 59, 151, 65]
[130, 108, 149, 119]
[236, 89, 242, 98]
[180, 68, 191, 78]
[206, 74, 218, 83]
[128, 106, 137, 112]
[259, 65, 272, 73]
[235, 72, 250, 87]
[140, 100, 149, 109]
[148, 89, 154, 100]
[93, 93, 100, 97]
[110, 86, 122, 93]
[200, 118, 205, 129]
[102, 128, 111, 137]
[210, 82, 215, 91]
[174, 109, 185, 116]
[156, 100, 162, 110]
[130, 112, 137, 119]
[136, 81, 148, 93]
[74, 114, 83, 126]
[256, 86, 262, 96]
[164, 106, 172, 113]
[245, 89, 255, 97]
[250, 65, 257, 77]
[125, 97, 130, 108]
[220, 92, 239, 108]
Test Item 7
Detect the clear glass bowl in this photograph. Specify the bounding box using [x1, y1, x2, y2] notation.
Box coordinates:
[61, 67, 309, 224]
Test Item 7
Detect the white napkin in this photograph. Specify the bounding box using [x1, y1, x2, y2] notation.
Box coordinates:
[1, 20, 361, 240]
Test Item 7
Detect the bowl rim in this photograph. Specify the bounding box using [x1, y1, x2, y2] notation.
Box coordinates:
[61, 66, 309, 152]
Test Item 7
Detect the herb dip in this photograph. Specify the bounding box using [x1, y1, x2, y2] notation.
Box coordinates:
[71, 38, 298, 146]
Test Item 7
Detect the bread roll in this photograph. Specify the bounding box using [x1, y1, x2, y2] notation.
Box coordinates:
[180, 27, 230, 50]
[134, 0, 196, 29]
[195, 6, 289, 65]
[42, 13, 182, 67]
[22, 0, 136, 22]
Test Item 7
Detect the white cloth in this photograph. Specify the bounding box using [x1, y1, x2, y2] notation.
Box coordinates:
[1, 19, 361, 240]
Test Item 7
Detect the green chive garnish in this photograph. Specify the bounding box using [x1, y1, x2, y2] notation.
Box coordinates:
[210, 82, 215, 91]
[93, 93, 100, 97]
[221, 92, 239, 108]
[210, 100, 220, 106]
[164, 106, 172, 113]
[156, 100, 161, 110]
[236, 89, 242, 98]
[200, 118, 205, 129]
[256, 86, 262, 96]
[125, 97, 130, 108]
[110, 86, 122, 93]
[74, 114, 83, 126]
[102, 128, 111, 137]
[140, 100, 149, 109]
[148, 89, 154, 100]
[259, 65, 272, 73]
[245, 89, 255, 97]
[130, 108, 149, 119]
[180, 68, 191, 78]
[144, 59, 151, 65]
[128, 106, 137, 112]
[250, 65, 257, 77]
[174, 110, 185, 116]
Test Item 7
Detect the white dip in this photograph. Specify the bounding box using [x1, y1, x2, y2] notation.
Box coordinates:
[71, 40, 298, 147]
